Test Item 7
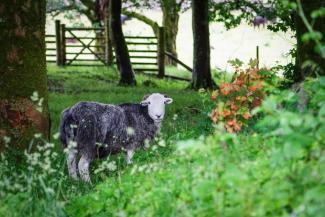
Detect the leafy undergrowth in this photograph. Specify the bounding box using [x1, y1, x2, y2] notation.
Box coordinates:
[1, 66, 325, 217]
[0, 66, 210, 217]
[66, 76, 325, 217]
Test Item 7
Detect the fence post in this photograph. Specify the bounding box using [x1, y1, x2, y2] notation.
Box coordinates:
[256, 45, 259, 70]
[55, 20, 61, 66]
[105, 16, 113, 66]
[60, 24, 66, 65]
[158, 26, 165, 78]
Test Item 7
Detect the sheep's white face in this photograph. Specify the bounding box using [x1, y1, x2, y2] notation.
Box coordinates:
[140, 93, 173, 123]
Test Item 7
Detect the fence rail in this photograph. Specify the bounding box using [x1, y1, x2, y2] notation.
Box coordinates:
[45, 34, 56, 63]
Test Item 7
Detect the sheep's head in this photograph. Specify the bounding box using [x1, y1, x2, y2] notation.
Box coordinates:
[140, 93, 173, 123]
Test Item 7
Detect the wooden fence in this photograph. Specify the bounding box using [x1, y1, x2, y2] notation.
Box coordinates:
[46, 20, 165, 77]
[45, 34, 56, 63]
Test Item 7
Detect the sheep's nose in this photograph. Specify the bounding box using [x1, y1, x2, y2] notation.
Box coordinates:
[156, 115, 162, 119]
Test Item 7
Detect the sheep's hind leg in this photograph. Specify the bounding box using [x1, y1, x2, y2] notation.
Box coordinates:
[67, 150, 78, 180]
[126, 149, 135, 165]
[78, 155, 91, 182]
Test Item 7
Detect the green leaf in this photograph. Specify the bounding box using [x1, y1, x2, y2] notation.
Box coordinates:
[304, 186, 325, 202]
[301, 32, 323, 43]
[311, 8, 325, 19]
[319, 77, 325, 87]
[283, 142, 302, 159]
[228, 58, 243, 67]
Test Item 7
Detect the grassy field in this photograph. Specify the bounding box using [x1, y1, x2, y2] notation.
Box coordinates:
[1, 66, 324, 217]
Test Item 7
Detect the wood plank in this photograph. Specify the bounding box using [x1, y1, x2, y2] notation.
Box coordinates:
[66, 52, 105, 55]
[129, 50, 157, 53]
[65, 27, 104, 31]
[163, 75, 191, 81]
[127, 42, 157, 45]
[132, 62, 157, 65]
[69, 64, 105, 66]
[134, 68, 158, 71]
[136, 71, 190, 81]
[66, 59, 103, 61]
[66, 37, 105, 40]
[66, 45, 105, 48]
[125, 36, 157, 39]
[130, 56, 157, 59]
[165, 51, 192, 73]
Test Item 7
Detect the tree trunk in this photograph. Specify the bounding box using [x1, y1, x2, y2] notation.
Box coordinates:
[94, 30, 106, 61]
[191, 0, 214, 89]
[109, 0, 136, 85]
[105, 12, 114, 66]
[162, 0, 179, 65]
[294, 1, 325, 82]
[0, 0, 49, 151]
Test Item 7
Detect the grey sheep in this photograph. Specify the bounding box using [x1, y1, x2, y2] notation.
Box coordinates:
[59, 93, 173, 182]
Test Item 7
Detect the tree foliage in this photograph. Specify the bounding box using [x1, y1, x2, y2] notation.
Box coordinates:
[209, 0, 294, 32]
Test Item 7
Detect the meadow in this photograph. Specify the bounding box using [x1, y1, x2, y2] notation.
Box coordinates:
[0, 65, 324, 217]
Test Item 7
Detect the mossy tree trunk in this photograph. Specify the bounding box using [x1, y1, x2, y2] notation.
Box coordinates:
[161, 0, 180, 66]
[109, 0, 136, 86]
[0, 0, 49, 151]
[294, 0, 325, 82]
[191, 0, 214, 89]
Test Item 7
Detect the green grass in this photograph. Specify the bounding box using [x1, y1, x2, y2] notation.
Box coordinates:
[1, 66, 324, 217]
[47, 65, 210, 142]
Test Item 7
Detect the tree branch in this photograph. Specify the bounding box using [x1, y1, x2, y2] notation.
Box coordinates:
[121, 9, 159, 36]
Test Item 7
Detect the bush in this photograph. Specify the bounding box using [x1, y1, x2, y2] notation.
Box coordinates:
[210, 60, 267, 133]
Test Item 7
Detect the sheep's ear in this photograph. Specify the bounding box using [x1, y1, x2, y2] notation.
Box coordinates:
[140, 99, 150, 106]
[164, 97, 173, 104]
[142, 94, 150, 100]
[141, 94, 151, 106]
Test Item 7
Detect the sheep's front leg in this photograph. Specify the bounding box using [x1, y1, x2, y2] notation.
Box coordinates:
[78, 156, 91, 182]
[67, 150, 78, 180]
[126, 149, 135, 165]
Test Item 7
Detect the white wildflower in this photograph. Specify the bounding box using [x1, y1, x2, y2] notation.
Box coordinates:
[107, 161, 117, 171]
[3, 136, 11, 144]
[144, 139, 150, 149]
[34, 133, 42, 138]
[37, 98, 44, 107]
[158, 139, 166, 147]
[52, 132, 60, 140]
[127, 127, 135, 135]
[30, 91, 39, 101]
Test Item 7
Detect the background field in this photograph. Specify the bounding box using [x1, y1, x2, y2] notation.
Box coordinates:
[46, 9, 295, 71]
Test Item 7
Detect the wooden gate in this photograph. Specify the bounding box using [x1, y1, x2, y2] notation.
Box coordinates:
[46, 20, 164, 76]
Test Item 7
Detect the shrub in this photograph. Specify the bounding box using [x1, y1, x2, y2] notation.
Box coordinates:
[210, 60, 266, 133]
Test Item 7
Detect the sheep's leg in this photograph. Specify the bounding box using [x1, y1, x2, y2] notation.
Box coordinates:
[67, 150, 78, 180]
[78, 156, 91, 182]
[126, 149, 135, 165]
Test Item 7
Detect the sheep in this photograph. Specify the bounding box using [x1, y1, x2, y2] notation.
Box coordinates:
[59, 93, 173, 182]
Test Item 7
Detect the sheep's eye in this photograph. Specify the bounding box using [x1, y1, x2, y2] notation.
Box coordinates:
[147, 102, 151, 105]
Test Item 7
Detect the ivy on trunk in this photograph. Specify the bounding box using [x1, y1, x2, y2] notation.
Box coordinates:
[0, 0, 49, 151]
[294, 0, 325, 82]
[161, 0, 180, 66]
